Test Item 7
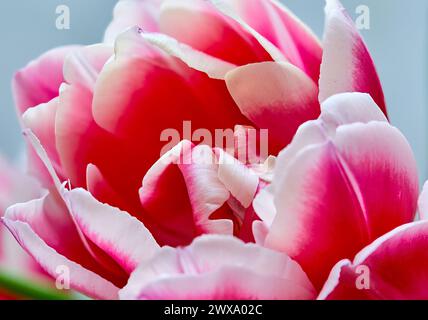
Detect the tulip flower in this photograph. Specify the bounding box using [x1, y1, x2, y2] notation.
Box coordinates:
[4, 0, 398, 300]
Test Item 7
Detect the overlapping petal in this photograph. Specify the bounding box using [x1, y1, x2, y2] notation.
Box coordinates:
[226, 61, 320, 153]
[254, 93, 418, 290]
[223, 0, 322, 82]
[2, 132, 161, 298]
[104, 0, 163, 44]
[12, 46, 79, 114]
[120, 235, 316, 300]
[139, 140, 260, 246]
[319, 221, 428, 300]
[319, 0, 387, 115]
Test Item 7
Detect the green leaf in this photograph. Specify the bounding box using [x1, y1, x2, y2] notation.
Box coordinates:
[0, 268, 80, 300]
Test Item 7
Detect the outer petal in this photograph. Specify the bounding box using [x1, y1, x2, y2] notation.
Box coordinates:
[104, 0, 162, 44]
[19, 130, 147, 288]
[226, 61, 320, 154]
[319, 0, 386, 115]
[159, 0, 274, 65]
[120, 235, 316, 300]
[141, 32, 236, 80]
[12, 46, 79, 114]
[319, 221, 428, 300]
[53, 45, 147, 215]
[62, 188, 160, 274]
[262, 94, 418, 290]
[22, 98, 64, 183]
[226, 0, 322, 82]
[2, 218, 119, 300]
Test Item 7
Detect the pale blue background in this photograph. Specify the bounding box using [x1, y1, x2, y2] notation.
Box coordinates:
[0, 0, 427, 178]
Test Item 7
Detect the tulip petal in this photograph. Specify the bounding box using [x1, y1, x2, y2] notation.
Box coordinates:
[120, 235, 316, 300]
[263, 94, 418, 290]
[215, 148, 259, 209]
[53, 44, 146, 215]
[142, 32, 236, 80]
[160, 0, 274, 65]
[4, 190, 128, 289]
[104, 0, 162, 44]
[22, 98, 64, 184]
[319, 0, 386, 115]
[63, 44, 113, 90]
[139, 141, 234, 246]
[319, 221, 428, 300]
[62, 188, 160, 274]
[226, 0, 322, 82]
[2, 218, 119, 300]
[13, 46, 79, 114]
[226, 61, 320, 153]
[22, 130, 137, 287]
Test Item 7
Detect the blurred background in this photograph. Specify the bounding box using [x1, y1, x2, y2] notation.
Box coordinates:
[0, 0, 427, 179]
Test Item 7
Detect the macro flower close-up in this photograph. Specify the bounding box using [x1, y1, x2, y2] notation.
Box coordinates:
[1, 0, 428, 305]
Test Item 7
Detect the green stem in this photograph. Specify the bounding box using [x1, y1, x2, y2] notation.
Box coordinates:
[0, 269, 76, 300]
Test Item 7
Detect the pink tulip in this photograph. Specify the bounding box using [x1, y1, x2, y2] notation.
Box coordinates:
[4, 0, 395, 300]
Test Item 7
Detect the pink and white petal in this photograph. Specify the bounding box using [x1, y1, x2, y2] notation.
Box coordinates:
[178, 145, 234, 235]
[22, 98, 64, 180]
[227, 0, 322, 82]
[265, 122, 418, 290]
[266, 141, 369, 290]
[142, 32, 236, 80]
[22, 130, 133, 286]
[55, 84, 106, 188]
[319, 0, 386, 115]
[333, 122, 418, 239]
[160, 0, 274, 65]
[214, 148, 259, 209]
[13, 46, 79, 114]
[252, 185, 276, 228]
[319, 92, 388, 134]
[104, 0, 162, 44]
[4, 191, 128, 287]
[63, 44, 113, 90]
[319, 221, 428, 300]
[252, 220, 270, 246]
[2, 218, 119, 300]
[226, 61, 320, 154]
[139, 141, 199, 246]
[62, 188, 160, 274]
[139, 141, 234, 247]
[120, 235, 316, 300]
[55, 81, 144, 215]
[209, 0, 286, 63]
